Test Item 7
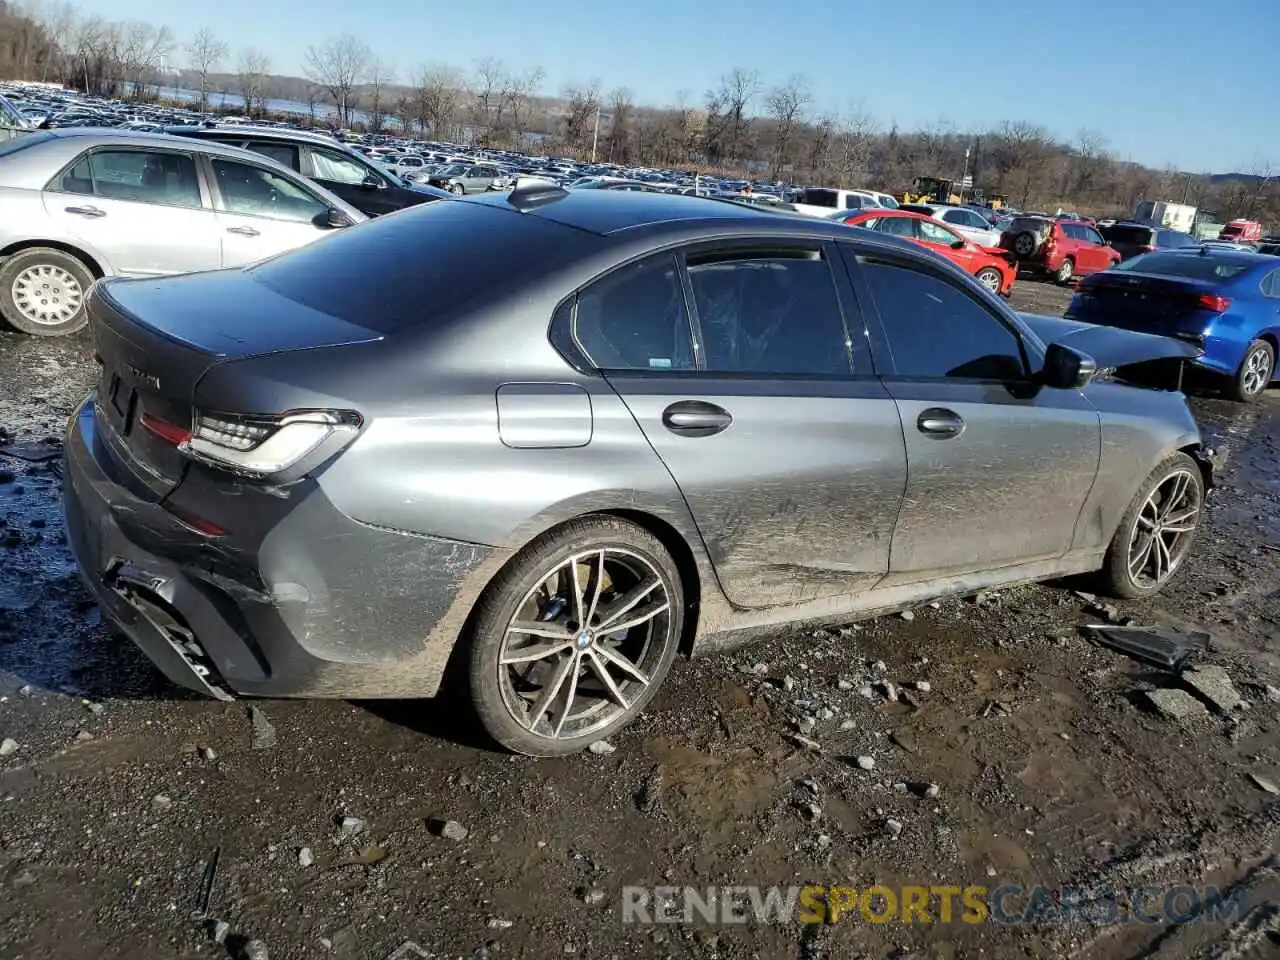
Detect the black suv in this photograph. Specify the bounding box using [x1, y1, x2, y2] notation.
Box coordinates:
[165, 125, 453, 216]
[1099, 220, 1201, 261]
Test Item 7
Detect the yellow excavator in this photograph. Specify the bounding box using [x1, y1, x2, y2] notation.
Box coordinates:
[902, 176, 961, 205]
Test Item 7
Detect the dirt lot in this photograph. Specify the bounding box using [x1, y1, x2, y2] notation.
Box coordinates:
[2, 279, 1279, 960]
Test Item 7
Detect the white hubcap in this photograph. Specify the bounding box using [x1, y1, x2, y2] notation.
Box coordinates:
[11, 264, 83, 325]
[978, 270, 1000, 291]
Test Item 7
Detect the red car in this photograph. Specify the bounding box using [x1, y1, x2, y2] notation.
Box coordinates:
[1000, 216, 1120, 284]
[836, 209, 1017, 296]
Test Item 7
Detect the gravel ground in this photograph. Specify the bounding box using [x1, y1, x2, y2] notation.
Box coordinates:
[2, 278, 1280, 960]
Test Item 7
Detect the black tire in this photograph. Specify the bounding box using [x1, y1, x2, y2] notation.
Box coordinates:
[0, 247, 95, 336]
[1011, 230, 1040, 258]
[974, 267, 1003, 293]
[1055, 258, 1075, 285]
[449, 183, 465, 195]
[467, 516, 685, 757]
[1097, 452, 1204, 599]
[1225, 339, 1273, 403]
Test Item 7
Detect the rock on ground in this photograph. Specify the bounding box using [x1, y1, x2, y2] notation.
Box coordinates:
[1143, 688, 1210, 721]
[1181, 664, 1242, 713]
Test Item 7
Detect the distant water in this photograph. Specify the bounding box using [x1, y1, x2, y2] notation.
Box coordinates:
[133, 83, 549, 143]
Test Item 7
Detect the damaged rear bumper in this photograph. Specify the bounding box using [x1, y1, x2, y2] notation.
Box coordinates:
[62, 397, 495, 700]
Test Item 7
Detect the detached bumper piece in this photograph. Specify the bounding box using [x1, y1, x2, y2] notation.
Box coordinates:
[105, 562, 234, 701]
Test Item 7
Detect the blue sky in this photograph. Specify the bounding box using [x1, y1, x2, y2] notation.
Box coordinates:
[74, 0, 1277, 173]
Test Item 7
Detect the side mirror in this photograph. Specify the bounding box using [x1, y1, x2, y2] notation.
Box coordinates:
[950, 239, 965, 249]
[315, 209, 353, 229]
[1042, 342, 1097, 390]
[360, 173, 385, 190]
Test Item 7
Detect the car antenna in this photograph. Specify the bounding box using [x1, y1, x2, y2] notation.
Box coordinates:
[506, 177, 569, 212]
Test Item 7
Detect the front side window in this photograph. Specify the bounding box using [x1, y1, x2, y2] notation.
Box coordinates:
[859, 257, 1024, 380]
[574, 255, 694, 371]
[688, 252, 851, 377]
[56, 149, 201, 208]
[309, 146, 371, 185]
[211, 158, 329, 223]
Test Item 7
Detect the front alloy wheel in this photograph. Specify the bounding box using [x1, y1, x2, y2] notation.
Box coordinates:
[1099, 452, 1204, 598]
[975, 267, 1003, 293]
[468, 517, 683, 756]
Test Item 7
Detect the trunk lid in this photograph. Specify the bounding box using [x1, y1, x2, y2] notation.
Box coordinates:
[89, 270, 384, 502]
[1066, 271, 1222, 337]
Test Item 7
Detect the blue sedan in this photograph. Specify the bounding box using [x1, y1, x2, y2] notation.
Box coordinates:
[1065, 249, 1280, 401]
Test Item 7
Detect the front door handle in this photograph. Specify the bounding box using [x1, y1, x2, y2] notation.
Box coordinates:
[64, 205, 105, 218]
[662, 400, 732, 438]
[226, 225, 260, 237]
[917, 407, 965, 438]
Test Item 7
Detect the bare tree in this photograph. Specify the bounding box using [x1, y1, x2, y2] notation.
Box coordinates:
[472, 56, 504, 143]
[236, 47, 270, 116]
[833, 105, 877, 186]
[365, 56, 395, 132]
[414, 63, 465, 139]
[303, 33, 369, 128]
[605, 87, 633, 164]
[705, 68, 760, 165]
[562, 80, 600, 156]
[500, 65, 545, 148]
[185, 26, 227, 112]
[118, 21, 174, 99]
[766, 75, 811, 181]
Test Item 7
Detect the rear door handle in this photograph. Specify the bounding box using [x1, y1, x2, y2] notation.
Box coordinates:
[226, 225, 260, 237]
[64, 205, 105, 218]
[917, 407, 965, 438]
[662, 400, 732, 437]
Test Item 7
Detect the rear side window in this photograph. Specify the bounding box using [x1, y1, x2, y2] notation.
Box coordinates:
[858, 257, 1024, 380]
[687, 252, 851, 377]
[1107, 225, 1155, 246]
[797, 188, 839, 208]
[55, 149, 201, 209]
[250, 201, 594, 334]
[574, 255, 694, 371]
[245, 141, 300, 170]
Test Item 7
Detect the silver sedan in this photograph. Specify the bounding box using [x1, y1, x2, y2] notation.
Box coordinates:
[0, 128, 365, 336]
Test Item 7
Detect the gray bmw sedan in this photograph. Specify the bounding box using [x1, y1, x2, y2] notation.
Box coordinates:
[63, 184, 1212, 756]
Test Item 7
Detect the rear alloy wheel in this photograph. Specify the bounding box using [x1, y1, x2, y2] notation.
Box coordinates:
[975, 267, 1003, 293]
[1055, 258, 1075, 285]
[0, 247, 94, 336]
[449, 182, 465, 195]
[1098, 452, 1204, 599]
[468, 517, 684, 756]
[1227, 339, 1274, 403]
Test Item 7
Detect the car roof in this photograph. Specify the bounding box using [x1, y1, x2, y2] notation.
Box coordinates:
[9, 126, 283, 157]
[460, 188, 935, 256]
[165, 124, 342, 147]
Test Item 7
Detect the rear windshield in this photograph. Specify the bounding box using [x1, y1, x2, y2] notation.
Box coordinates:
[1103, 224, 1155, 245]
[1006, 217, 1048, 233]
[248, 200, 592, 334]
[1113, 252, 1254, 282]
[796, 188, 838, 208]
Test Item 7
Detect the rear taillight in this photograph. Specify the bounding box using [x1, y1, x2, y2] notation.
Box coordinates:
[179, 409, 362, 480]
[138, 412, 191, 446]
[1197, 294, 1231, 312]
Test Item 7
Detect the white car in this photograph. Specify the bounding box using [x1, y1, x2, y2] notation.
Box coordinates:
[0, 128, 364, 336]
[905, 203, 1002, 246]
